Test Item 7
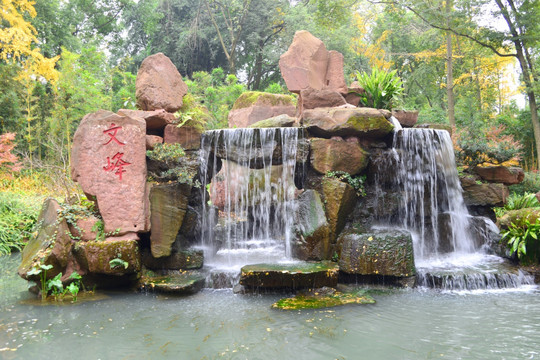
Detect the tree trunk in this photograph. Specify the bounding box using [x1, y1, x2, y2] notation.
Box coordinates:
[445, 0, 455, 127]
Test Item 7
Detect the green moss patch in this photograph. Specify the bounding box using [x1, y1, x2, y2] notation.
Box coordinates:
[272, 288, 375, 310]
[232, 91, 295, 110]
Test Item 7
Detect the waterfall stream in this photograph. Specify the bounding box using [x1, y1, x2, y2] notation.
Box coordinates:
[389, 127, 534, 290]
[198, 128, 301, 284]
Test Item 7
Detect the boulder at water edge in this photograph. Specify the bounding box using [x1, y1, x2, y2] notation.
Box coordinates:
[338, 229, 416, 280]
[227, 91, 296, 128]
[136, 53, 188, 112]
[149, 182, 191, 258]
[303, 107, 394, 139]
[18, 198, 72, 281]
[293, 190, 331, 260]
[322, 177, 357, 240]
[71, 110, 150, 234]
[240, 262, 339, 289]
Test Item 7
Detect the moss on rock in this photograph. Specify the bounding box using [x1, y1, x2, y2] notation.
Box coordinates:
[272, 288, 375, 310]
[232, 91, 295, 110]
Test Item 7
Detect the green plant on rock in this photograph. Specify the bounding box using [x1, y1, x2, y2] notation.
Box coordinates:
[501, 219, 540, 264]
[325, 171, 366, 197]
[109, 257, 129, 270]
[146, 143, 185, 164]
[353, 68, 403, 110]
[27, 263, 53, 301]
[174, 93, 209, 131]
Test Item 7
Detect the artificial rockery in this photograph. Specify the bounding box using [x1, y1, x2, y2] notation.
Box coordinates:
[18, 31, 522, 297]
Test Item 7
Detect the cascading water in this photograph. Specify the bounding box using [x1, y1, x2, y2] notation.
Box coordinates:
[198, 128, 301, 285]
[384, 124, 534, 291]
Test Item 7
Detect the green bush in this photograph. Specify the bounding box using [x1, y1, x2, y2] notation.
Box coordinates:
[501, 219, 540, 264]
[508, 172, 540, 196]
[353, 68, 403, 110]
[325, 171, 366, 197]
[0, 193, 40, 255]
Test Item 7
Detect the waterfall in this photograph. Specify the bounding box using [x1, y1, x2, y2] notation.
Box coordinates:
[386, 128, 534, 290]
[198, 128, 300, 276]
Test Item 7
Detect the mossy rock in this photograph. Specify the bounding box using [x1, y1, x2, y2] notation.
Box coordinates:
[240, 261, 339, 289]
[140, 271, 205, 294]
[232, 91, 295, 110]
[73, 237, 141, 275]
[497, 208, 540, 230]
[272, 287, 375, 310]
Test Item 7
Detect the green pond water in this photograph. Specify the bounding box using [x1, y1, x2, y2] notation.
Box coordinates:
[1, 254, 540, 360]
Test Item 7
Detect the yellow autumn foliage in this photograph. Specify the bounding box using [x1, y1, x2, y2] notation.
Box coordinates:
[351, 13, 393, 71]
[0, 0, 59, 83]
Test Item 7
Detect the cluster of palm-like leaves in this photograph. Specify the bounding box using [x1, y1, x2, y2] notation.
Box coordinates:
[353, 68, 403, 110]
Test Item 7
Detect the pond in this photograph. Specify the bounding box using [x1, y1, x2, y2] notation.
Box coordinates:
[1, 254, 539, 360]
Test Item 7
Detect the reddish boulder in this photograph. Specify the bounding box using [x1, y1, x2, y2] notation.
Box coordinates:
[163, 124, 203, 150]
[310, 137, 369, 175]
[473, 166, 525, 185]
[228, 91, 296, 128]
[299, 88, 346, 110]
[71, 110, 150, 234]
[345, 81, 365, 107]
[325, 50, 347, 94]
[135, 53, 187, 112]
[118, 109, 176, 132]
[391, 110, 419, 127]
[68, 215, 100, 241]
[146, 135, 163, 150]
[303, 107, 394, 139]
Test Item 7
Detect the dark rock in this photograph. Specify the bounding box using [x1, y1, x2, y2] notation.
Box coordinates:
[292, 190, 331, 260]
[135, 53, 187, 112]
[338, 229, 416, 277]
[142, 248, 203, 270]
[240, 262, 339, 289]
[322, 177, 357, 241]
[461, 181, 509, 207]
[149, 182, 192, 258]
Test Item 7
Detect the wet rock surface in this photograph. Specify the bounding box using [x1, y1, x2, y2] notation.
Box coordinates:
[310, 137, 368, 175]
[240, 262, 339, 289]
[272, 287, 375, 310]
[140, 271, 205, 294]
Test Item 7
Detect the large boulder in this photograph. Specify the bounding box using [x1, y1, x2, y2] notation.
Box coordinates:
[228, 91, 296, 128]
[163, 124, 203, 150]
[71, 110, 150, 234]
[18, 198, 72, 281]
[292, 190, 331, 260]
[149, 182, 191, 258]
[303, 107, 393, 139]
[473, 166, 525, 185]
[73, 235, 141, 275]
[299, 88, 347, 111]
[310, 137, 369, 175]
[279, 31, 346, 94]
[460, 180, 509, 207]
[135, 53, 188, 112]
[117, 109, 176, 133]
[322, 177, 357, 240]
[391, 110, 419, 127]
[338, 229, 416, 278]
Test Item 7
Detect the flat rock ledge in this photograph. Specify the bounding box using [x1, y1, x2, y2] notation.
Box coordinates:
[140, 271, 206, 295]
[240, 261, 339, 289]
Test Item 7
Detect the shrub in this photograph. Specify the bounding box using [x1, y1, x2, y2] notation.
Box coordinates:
[501, 219, 540, 264]
[508, 172, 540, 195]
[352, 68, 403, 110]
[0, 193, 40, 255]
[454, 125, 522, 167]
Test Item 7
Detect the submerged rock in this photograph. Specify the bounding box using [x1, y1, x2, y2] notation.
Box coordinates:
[272, 287, 375, 310]
[240, 262, 339, 289]
[338, 229, 416, 278]
[140, 271, 205, 294]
